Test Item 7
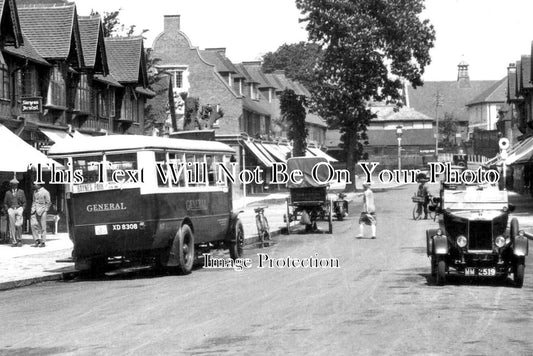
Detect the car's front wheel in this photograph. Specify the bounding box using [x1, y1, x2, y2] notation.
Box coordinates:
[514, 258, 525, 288]
[436, 256, 446, 286]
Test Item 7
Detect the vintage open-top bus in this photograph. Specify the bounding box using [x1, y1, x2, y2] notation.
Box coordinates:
[49, 135, 244, 274]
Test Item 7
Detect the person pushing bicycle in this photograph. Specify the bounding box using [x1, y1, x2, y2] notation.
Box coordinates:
[416, 176, 430, 220]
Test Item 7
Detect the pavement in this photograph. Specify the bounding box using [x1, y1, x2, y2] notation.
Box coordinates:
[8, 175, 530, 291]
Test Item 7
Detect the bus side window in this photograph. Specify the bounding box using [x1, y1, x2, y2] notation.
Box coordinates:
[73, 156, 103, 184]
[206, 155, 215, 186]
[185, 154, 196, 186]
[106, 153, 137, 183]
[169, 153, 186, 187]
[155, 152, 168, 187]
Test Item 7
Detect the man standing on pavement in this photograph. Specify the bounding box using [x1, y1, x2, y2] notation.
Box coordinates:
[31, 182, 50, 248]
[357, 183, 377, 239]
[3, 178, 26, 246]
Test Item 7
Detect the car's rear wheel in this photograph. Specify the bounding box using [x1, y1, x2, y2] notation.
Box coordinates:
[514, 258, 525, 288]
[436, 256, 446, 286]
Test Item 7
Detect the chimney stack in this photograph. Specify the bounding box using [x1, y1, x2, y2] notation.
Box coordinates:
[164, 15, 180, 33]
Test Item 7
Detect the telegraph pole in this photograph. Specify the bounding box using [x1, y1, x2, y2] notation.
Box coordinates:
[435, 90, 443, 159]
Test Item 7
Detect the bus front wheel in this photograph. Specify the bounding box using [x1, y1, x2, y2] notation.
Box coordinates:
[177, 225, 195, 275]
[229, 219, 244, 260]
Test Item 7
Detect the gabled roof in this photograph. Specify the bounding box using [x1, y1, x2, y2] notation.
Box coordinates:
[242, 62, 276, 89]
[0, 0, 23, 47]
[17, 3, 83, 64]
[78, 16, 108, 74]
[264, 73, 282, 91]
[2, 33, 49, 66]
[370, 105, 435, 122]
[200, 50, 238, 73]
[235, 63, 259, 84]
[467, 77, 506, 106]
[407, 80, 498, 121]
[268, 71, 307, 96]
[105, 36, 147, 86]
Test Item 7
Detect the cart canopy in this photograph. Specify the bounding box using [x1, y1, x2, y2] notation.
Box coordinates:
[286, 156, 330, 188]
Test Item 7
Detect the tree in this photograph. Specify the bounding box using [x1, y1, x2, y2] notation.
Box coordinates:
[91, 9, 148, 38]
[295, 0, 435, 189]
[262, 42, 322, 89]
[439, 113, 459, 150]
[280, 89, 308, 157]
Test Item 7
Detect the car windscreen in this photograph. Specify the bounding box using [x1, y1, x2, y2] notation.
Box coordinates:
[443, 188, 508, 210]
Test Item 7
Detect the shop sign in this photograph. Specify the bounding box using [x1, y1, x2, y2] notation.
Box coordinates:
[21, 97, 42, 113]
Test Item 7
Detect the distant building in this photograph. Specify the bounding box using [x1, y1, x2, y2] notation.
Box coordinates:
[407, 61, 501, 155]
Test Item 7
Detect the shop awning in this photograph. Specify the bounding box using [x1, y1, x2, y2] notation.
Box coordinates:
[509, 137, 533, 165]
[40, 128, 71, 143]
[262, 143, 289, 162]
[242, 140, 274, 168]
[0, 124, 61, 172]
[307, 147, 337, 162]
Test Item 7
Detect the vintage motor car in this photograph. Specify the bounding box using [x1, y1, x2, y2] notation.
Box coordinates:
[426, 185, 528, 287]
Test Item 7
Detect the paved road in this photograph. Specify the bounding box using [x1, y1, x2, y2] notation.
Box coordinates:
[1, 184, 532, 355]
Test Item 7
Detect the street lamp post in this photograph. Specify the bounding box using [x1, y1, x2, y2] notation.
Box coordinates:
[396, 126, 403, 171]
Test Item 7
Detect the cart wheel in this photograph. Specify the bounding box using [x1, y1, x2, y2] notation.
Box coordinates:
[286, 200, 291, 235]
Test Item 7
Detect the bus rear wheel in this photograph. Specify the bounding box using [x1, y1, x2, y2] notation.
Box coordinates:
[177, 225, 195, 275]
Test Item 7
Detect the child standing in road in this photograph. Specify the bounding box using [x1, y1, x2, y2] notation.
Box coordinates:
[357, 183, 376, 239]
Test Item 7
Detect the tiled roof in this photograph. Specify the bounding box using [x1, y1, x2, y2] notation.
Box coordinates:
[105, 36, 144, 83]
[2, 34, 50, 66]
[520, 55, 532, 90]
[242, 96, 270, 116]
[78, 16, 101, 69]
[0, 0, 23, 47]
[467, 77, 507, 106]
[234, 63, 258, 84]
[242, 62, 275, 89]
[264, 73, 282, 91]
[367, 128, 435, 146]
[370, 105, 434, 122]
[93, 73, 122, 87]
[17, 4, 78, 60]
[306, 112, 327, 127]
[200, 50, 237, 73]
[407, 80, 498, 121]
[269, 71, 307, 96]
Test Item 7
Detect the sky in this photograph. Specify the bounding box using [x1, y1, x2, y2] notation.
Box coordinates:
[74, 0, 533, 81]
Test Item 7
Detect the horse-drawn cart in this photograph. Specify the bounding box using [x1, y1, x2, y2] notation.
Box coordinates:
[284, 157, 333, 234]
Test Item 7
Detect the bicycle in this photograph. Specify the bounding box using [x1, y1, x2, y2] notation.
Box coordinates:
[254, 206, 270, 247]
[412, 195, 437, 221]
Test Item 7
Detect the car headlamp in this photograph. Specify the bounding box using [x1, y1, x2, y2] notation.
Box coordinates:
[495, 235, 506, 248]
[436, 229, 443, 236]
[456, 235, 467, 248]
